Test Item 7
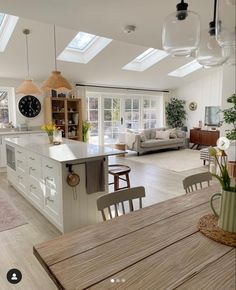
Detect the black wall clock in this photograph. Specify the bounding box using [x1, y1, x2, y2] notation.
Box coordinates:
[18, 95, 41, 118]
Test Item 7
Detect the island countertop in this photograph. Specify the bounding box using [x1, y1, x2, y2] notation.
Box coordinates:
[5, 136, 124, 163]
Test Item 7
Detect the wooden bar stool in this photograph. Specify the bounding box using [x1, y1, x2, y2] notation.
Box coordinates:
[108, 164, 131, 191]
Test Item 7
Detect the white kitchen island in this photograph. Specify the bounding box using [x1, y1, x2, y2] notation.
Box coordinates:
[5, 136, 123, 233]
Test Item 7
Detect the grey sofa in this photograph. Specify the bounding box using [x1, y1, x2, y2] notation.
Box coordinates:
[125, 128, 186, 155]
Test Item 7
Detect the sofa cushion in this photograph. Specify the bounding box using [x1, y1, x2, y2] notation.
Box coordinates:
[140, 138, 183, 148]
[139, 131, 147, 142]
[156, 130, 170, 140]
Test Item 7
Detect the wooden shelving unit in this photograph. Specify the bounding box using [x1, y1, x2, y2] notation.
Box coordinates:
[44, 97, 82, 141]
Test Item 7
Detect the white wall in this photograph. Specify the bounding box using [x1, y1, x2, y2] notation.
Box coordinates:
[220, 65, 236, 137]
[0, 78, 44, 128]
[173, 68, 223, 134]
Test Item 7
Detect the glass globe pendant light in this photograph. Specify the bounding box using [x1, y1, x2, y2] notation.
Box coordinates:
[196, 0, 229, 68]
[216, 0, 236, 65]
[162, 0, 200, 57]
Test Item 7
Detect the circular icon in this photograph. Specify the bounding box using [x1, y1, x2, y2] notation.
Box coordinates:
[189, 101, 197, 111]
[216, 137, 230, 150]
[6, 269, 22, 284]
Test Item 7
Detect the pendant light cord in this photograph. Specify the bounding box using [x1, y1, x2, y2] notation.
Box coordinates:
[213, 0, 217, 24]
[53, 25, 57, 71]
[23, 29, 30, 79]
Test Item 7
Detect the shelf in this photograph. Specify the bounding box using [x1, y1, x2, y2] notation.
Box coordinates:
[68, 124, 78, 126]
[52, 111, 65, 113]
[67, 111, 80, 113]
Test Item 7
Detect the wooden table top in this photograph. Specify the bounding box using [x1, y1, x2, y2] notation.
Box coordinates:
[33, 184, 236, 290]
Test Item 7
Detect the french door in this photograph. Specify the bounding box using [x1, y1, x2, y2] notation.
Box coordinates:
[86, 93, 162, 145]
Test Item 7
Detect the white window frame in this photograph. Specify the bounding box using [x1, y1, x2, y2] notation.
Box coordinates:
[0, 14, 19, 52]
[0, 87, 16, 127]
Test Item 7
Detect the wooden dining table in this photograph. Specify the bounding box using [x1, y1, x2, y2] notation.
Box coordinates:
[33, 184, 236, 290]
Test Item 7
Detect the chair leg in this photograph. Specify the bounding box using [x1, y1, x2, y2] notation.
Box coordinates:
[126, 173, 130, 188]
[114, 175, 119, 191]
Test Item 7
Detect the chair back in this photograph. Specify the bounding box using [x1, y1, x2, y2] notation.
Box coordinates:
[183, 172, 212, 194]
[97, 186, 145, 221]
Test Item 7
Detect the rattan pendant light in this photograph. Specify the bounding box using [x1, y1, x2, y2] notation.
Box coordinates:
[16, 29, 42, 95]
[41, 25, 72, 92]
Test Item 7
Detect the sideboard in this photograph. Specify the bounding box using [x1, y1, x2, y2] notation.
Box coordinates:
[189, 129, 220, 149]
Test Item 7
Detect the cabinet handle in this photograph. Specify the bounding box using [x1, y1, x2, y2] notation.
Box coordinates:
[30, 185, 36, 190]
[17, 160, 23, 164]
[17, 151, 22, 154]
[29, 157, 35, 161]
[45, 176, 53, 181]
[18, 175, 22, 180]
[29, 167, 36, 171]
[46, 165, 53, 169]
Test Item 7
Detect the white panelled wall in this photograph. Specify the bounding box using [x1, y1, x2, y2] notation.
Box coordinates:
[172, 68, 224, 135]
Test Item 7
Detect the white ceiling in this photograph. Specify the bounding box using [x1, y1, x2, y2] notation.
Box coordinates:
[0, 0, 223, 90]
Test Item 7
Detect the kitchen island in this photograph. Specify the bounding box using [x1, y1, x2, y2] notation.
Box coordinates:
[5, 136, 123, 233]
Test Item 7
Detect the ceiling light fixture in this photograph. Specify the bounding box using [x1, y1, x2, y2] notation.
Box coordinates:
[41, 25, 72, 93]
[162, 0, 200, 57]
[196, 0, 229, 67]
[16, 29, 41, 95]
[216, 0, 236, 65]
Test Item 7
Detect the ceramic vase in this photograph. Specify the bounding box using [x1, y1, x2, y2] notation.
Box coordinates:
[211, 189, 236, 233]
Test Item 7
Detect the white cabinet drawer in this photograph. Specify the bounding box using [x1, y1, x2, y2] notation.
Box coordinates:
[28, 152, 41, 179]
[16, 147, 27, 172]
[28, 178, 44, 209]
[44, 184, 62, 226]
[16, 172, 28, 196]
[42, 159, 59, 180]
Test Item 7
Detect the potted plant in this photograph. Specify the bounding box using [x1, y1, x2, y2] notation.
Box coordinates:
[82, 121, 92, 142]
[221, 93, 236, 140]
[209, 137, 236, 233]
[41, 123, 57, 143]
[166, 97, 187, 128]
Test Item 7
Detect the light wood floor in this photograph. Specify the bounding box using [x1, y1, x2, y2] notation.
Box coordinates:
[0, 150, 209, 290]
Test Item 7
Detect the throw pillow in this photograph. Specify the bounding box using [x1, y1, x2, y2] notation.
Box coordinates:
[156, 130, 170, 140]
[139, 131, 147, 142]
[169, 128, 177, 139]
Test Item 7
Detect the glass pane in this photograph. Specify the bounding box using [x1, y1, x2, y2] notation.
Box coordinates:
[133, 112, 139, 121]
[151, 100, 157, 107]
[104, 98, 112, 109]
[143, 99, 150, 108]
[124, 111, 132, 121]
[89, 97, 98, 109]
[113, 98, 120, 109]
[90, 122, 98, 135]
[151, 113, 157, 120]
[104, 110, 112, 121]
[125, 122, 132, 129]
[133, 99, 139, 110]
[0, 91, 9, 125]
[68, 32, 97, 51]
[125, 99, 132, 110]
[132, 122, 139, 130]
[89, 110, 98, 121]
[150, 121, 156, 128]
[144, 122, 149, 129]
[144, 112, 150, 119]
[0, 13, 5, 26]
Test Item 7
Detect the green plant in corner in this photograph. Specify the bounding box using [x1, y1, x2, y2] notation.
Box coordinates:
[220, 93, 236, 140]
[166, 97, 187, 128]
[82, 121, 92, 142]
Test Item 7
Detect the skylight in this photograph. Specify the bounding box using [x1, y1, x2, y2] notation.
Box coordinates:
[122, 48, 168, 72]
[68, 32, 98, 52]
[58, 32, 112, 64]
[0, 13, 5, 26]
[168, 60, 202, 77]
[0, 13, 19, 52]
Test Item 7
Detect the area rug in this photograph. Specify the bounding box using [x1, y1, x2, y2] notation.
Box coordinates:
[0, 194, 27, 232]
[128, 149, 204, 172]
